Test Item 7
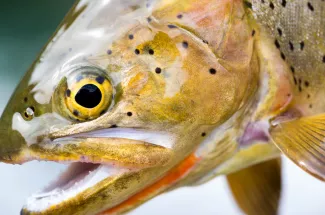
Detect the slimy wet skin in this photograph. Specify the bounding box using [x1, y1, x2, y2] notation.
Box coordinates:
[1, 0, 325, 215]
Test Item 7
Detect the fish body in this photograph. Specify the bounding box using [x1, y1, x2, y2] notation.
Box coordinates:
[0, 0, 324, 214]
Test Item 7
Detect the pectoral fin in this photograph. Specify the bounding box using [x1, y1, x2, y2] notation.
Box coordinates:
[226, 158, 282, 215]
[270, 114, 325, 181]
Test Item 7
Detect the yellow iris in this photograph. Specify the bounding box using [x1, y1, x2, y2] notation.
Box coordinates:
[65, 75, 113, 121]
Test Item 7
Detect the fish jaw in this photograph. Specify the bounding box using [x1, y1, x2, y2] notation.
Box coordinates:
[18, 128, 178, 215]
[11, 128, 175, 168]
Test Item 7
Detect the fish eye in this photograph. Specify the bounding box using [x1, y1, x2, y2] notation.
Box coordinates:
[53, 65, 114, 122]
[65, 75, 113, 121]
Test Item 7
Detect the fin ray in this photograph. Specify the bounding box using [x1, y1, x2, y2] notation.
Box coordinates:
[270, 114, 325, 180]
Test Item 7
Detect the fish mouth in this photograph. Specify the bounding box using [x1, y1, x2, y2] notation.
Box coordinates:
[24, 163, 131, 213]
[20, 128, 176, 214]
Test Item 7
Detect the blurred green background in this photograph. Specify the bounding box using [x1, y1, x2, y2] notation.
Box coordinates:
[0, 0, 75, 112]
[1, 1, 325, 215]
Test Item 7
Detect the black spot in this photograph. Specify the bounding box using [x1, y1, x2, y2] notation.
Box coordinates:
[251, 30, 256, 36]
[128, 34, 134, 40]
[289, 41, 294, 51]
[275, 39, 280, 49]
[149, 49, 154, 55]
[299, 86, 302, 92]
[307, 2, 314, 11]
[75, 84, 102, 108]
[277, 28, 283, 36]
[73, 110, 79, 116]
[110, 124, 118, 128]
[269, 2, 275, 9]
[287, 93, 291, 97]
[127, 112, 133, 116]
[203, 40, 209, 44]
[305, 81, 309, 87]
[96, 76, 105, 84]
[177, 14, 183, 19]
[107, 49, 112, 55]
[182, 41, 189, 48]
[201, 132, 206, 137]
[281, 52, 286, 60]
[307, 94, 311, 99]
[261, 0, 265, 3]
[135, 49, 140, 55]
[23, 97, 28, 102]
[300, 41, 305, 50]
[322, 55, 325, 63]
[244, 1, 252, 9]
[155, 67, 162, 74]
[66, 89, 71, 97]
[24, 112, 29, 118]
[290, 66, 295, 74]
[167, 24, 177, 29]
[30, 106, 35, 112]
[294, 77, 297, 85]
[309, 104, 313, 108]
[147, 17, 152, 22]
[209, 68, 217, 74]
[281, 0, 286, 7]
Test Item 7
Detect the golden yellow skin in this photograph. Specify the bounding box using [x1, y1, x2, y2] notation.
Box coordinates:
[0, 0, 295, 214]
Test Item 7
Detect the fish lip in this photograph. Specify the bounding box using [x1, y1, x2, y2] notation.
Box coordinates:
[53, 127, 175, 149]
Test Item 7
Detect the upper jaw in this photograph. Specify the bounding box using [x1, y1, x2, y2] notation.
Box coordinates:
[9, 126, 176, 167]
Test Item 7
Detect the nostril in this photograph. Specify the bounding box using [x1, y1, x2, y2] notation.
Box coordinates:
[23, 107, 35, 120]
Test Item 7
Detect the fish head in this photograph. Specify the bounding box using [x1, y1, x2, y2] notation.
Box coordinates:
[0, 0, 255, 214]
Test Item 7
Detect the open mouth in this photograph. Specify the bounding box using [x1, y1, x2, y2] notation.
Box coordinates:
[22, 128, 176, 213]
[25, 162, 131, 212]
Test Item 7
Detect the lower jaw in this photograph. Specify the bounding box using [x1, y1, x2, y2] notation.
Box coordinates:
[23, 162, 133, 214]
[22, 154, 198, 215]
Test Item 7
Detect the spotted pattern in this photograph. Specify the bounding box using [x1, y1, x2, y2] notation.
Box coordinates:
[252, 0, 325, 115]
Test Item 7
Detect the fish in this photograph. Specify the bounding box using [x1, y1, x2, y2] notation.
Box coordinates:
[0, 0, 324, 214]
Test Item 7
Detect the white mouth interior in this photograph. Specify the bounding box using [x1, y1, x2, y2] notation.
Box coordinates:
[25, 163, 128, 212]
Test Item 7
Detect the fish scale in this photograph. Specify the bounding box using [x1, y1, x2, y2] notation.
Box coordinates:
[251, 0, 325, 115]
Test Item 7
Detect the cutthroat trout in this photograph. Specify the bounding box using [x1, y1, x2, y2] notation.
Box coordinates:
[0, 0, 325, 214]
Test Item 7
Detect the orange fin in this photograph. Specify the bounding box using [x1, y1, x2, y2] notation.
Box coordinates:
[227, 158, 282, 215]
[270, 114, 325, 181]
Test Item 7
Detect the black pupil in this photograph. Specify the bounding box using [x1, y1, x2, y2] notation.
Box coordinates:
[75, 84, 102, 108]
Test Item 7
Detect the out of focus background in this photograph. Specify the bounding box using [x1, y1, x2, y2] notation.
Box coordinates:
[0, 1, 325, 214]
